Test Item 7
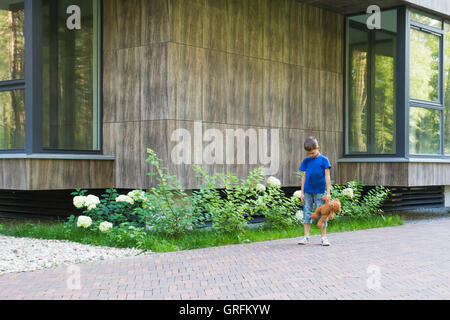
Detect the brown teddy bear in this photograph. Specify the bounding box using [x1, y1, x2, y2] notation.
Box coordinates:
[311, 196, 341, 228]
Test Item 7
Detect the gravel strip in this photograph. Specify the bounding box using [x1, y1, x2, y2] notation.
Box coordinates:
[0, 235, 150, 275]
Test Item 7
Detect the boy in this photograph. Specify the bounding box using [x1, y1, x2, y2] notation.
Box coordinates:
[297, 137, 332, 246]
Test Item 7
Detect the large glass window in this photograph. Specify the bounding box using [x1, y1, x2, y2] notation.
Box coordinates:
[42, 0, 100, 151]
[0, 0, 25, 150]
[0, 0, 100, 154]
[409, 11, 444, 156]
[346, 9, 397, 155]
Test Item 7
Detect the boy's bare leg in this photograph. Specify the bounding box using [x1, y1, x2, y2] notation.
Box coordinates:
[319, 224, 326, 238]
[304, 224, 311, 237]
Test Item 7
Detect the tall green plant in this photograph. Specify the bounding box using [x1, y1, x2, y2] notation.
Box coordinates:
[139, 148, 203, 237]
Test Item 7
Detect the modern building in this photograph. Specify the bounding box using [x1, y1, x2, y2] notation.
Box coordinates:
[0, 0, 449, 216]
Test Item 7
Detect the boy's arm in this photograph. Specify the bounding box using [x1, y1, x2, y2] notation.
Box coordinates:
[301, 171, 305, 201]
[325, 168, 331, 201]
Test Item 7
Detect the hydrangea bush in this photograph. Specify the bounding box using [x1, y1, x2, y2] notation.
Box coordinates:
[331, 180, 390, 218]
[67, 151, 390, 240]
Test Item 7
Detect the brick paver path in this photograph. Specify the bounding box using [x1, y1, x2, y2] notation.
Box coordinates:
[1, 220, 449, 300]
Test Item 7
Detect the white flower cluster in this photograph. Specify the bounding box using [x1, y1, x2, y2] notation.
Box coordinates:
[256, 197, 265, 206]
[73, 196, 86, 209]
[296, 210, 304, 221]
[267, 176, 281, 188]
[256, 184, 266, 192]
[293, 190, 302, 199]
[77, 216, 92, 228]
[127, 190, 147, 201]
[73, 195, 100, 211]
[115, 195, 135, 205]
[342, 188, 354, 198]
[99, 221, 113, 233]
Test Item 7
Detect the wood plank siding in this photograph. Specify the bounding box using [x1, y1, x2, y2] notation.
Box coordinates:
[338, 162, 450, 187]
[0, 159, 114, 190]
[102, 0, 345, 190]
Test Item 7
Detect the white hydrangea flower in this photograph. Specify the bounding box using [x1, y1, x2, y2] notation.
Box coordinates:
[256, 197, 264, 206]
[99, 221, 113, 233]
[115, 195, 135, 205]
[127, 190, 146, 201]
[256, 184, 266, 192]
[267, 176, 281, 188]
[293, 190, 302, 199]
[85, 195, 100, 211]
[296, 210, 304, 221]
[73, 196, 87, 209]
[77, 216, 92, 228]
[342, 188, 354, 198]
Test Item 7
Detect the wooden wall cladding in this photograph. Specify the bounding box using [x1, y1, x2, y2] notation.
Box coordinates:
[0, 159, 114, 191]
[168, 0, 343, 71]
[103, 0, 169, 51]
[338, 162, 450, 187]
[408, 163, 450, 186]
[338, 162, 409, 187]
[102, 0, 345, 189]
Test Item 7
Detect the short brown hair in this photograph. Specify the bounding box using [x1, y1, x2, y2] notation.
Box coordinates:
[304, 137, 319, 152]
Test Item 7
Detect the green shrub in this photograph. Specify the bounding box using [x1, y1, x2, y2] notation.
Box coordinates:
[106, 223, 148, 250]
[135, 148, 205, 237]
[192, 167, 266, 235]
[257, 183, 302, 229]
[331, 180, 390, 218]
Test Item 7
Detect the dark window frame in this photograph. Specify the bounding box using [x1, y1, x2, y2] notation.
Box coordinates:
[343, 5, 450, 160]
[0, 0, 26, 152]
[344, 6, 403, 158]
[0, 0, 103, 155]
[407, 9, 446, 158]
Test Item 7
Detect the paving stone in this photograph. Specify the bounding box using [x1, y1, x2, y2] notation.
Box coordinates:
[0, 220, 450, 299]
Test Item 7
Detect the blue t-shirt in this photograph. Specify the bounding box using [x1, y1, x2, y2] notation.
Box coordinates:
[299, 155, 331, 194]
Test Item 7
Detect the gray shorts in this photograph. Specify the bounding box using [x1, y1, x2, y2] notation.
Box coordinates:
[303, 192, 327, 227]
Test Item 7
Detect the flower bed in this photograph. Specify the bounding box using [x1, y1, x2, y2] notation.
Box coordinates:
[63, 149, 392, 247]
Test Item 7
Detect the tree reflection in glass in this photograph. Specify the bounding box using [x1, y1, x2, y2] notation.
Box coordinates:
[346, 10, 397, 155]
[409, 107, 440, 154]
[410, 28, 439, 102]
[0, 1, 25, 150]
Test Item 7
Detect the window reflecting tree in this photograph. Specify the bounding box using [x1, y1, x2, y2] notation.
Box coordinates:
[346, 11, 397, 155]
[42, 0, 99, 151]
[0, 1, 25, 150]
[410, 28, 440, 102]
[409, 107, 440, 154]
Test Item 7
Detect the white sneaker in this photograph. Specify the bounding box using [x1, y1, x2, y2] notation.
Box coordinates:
[298, 236, 310, 245]
[321, 237, 331, 246]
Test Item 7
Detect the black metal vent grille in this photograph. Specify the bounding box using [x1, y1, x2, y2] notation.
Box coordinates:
[379, 186, 445, 212]
[0, 186, 445, 219]
[0, 190, 101, 220]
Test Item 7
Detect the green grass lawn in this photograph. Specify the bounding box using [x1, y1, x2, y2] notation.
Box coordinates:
[0, 214, 404, 253]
